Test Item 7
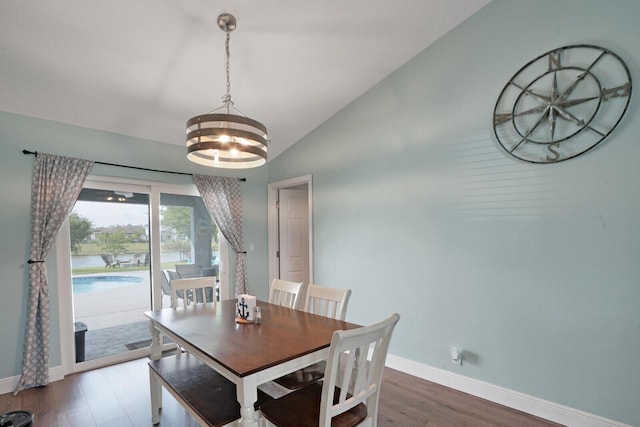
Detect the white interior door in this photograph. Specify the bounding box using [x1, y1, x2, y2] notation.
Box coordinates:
[278, 188, 309, 284]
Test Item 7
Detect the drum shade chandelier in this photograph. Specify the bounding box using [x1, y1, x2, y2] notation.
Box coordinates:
[186, 13, 268, 169]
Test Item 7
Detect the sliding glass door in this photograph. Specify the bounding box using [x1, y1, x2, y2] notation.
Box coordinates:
[62, 178, 226, 371]
[70, 187, 152, 363]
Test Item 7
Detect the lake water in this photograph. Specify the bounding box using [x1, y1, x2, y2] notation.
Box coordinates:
[71, 252, 185, 269]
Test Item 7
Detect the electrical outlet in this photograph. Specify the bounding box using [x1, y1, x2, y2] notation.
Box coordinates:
[450, 347, 463, 365]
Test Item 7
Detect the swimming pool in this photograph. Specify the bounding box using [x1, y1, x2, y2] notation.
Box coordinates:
[72, 275, 145, 294]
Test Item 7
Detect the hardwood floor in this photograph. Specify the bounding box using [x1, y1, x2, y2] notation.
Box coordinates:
[0, 358, 564, 426]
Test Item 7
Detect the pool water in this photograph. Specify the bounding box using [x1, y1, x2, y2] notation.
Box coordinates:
[72, 275, 144, 293]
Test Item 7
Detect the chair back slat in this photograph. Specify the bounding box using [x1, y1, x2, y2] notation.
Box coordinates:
[269, 278, 304, 309]
[170, 277, 217, 307]
[303, 284, 352, 321]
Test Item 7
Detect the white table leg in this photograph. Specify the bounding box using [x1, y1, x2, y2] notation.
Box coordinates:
[149, 369, 161, 424]
[236, 376, 259, 426]
[149, 321, 162, 360]
[149, 322, 162, 424]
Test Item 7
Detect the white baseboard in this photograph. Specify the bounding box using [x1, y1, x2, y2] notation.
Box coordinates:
[386, 354, 629, 427]
[0, 365, 65, 396]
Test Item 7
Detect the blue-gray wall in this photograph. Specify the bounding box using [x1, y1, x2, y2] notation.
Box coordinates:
[268, 1, 639, 424]
[0, 111, 269, 380]
[1, 0, 639, 424]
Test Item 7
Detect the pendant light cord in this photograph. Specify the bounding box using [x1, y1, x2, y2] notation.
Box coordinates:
[223, 27, 233, 111]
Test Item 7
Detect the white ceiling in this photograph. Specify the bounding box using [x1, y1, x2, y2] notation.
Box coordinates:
[0, 0, 490, 160]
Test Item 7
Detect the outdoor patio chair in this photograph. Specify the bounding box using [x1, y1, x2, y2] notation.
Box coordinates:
[175, 263, 202, 278]
[162, 270, 187, 307]
[130, 253, 148, 266]
[100, 254, 119, 268]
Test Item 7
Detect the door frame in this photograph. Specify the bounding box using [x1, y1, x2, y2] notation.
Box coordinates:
[267, 175, 313, 288]
[56, 175, 231, 374]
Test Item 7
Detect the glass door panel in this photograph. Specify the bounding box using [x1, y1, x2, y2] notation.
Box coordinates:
[70, 187, 151, 363]
[160, 193, 219, 308]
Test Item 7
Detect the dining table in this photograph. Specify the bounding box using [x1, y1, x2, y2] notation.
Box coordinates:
[145, 299, 361, 426]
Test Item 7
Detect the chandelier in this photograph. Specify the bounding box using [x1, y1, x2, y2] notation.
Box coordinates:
[186, 13, 268, 169]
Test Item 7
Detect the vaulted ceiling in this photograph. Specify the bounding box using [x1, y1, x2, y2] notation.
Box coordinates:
[0, 1, 490, 160]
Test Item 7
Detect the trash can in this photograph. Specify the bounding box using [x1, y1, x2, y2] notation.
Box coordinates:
[74, 321, 88, 363]
[0, 410, 34, 427]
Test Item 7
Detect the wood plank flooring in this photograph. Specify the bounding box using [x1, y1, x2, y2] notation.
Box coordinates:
[0, 357, 564, 426]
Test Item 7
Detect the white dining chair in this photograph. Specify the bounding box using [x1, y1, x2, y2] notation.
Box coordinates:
[304, 284, 351, 321]
[268, 278, 304, 309]
[261, 313, 401, 427]
[273, 284, 352, 390]
[170, 277, 217, 307]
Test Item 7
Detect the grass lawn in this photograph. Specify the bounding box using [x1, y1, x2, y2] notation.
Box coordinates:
[75, 242, 151, 256]
[72, 261, 188, 276]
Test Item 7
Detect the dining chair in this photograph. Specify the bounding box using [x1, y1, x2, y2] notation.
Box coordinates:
[170, 277, 217, 307]
[273, 284, 352, 390]
[304, 284, 352, 321]
[260, 313, 401, 427]
[268, 278, 304, 309]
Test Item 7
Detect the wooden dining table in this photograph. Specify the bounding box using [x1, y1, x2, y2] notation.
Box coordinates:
[145, 299, 361, 426]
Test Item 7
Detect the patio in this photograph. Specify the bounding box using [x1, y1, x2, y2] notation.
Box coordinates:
[73, 270, 170, 361]
[81, 321, 150, 360]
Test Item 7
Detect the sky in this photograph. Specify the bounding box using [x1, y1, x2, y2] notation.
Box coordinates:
[72, 201, 149, 228]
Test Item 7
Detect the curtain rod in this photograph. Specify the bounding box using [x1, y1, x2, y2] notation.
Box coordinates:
[22, 149, 246, 181]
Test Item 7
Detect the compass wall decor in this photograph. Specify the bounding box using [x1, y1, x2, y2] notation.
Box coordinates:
[493, 44, 632, 164]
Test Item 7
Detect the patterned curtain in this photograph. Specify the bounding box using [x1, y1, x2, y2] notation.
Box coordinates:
[193, 175, 247, 296]
[15, 153, 93, 394]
